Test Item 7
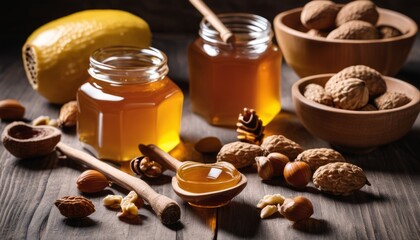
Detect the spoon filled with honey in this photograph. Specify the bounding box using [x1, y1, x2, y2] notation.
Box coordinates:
[139, 144, 247, 208]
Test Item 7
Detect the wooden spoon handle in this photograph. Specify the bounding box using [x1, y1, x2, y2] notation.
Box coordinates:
[189, 0, 234, 44]
[139, 144, 183, 171]
[56, 142, 180, 225]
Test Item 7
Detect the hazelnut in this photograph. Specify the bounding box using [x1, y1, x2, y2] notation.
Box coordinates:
[255, 153, 289, 180]
[283, 161, 312, 188]
[278, 196, 314, 222]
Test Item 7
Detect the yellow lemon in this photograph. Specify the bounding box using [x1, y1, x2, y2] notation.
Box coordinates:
[22, 10, 151, 104]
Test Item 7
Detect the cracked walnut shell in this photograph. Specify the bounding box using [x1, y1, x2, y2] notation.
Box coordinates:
[313, 162, 370, 196]
[261, 135, 304, 160]
[216, 141, 265, 169]
[55, 196, 95, 218]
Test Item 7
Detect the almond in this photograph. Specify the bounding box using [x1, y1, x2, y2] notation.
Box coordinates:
[0, 99, 25, 120]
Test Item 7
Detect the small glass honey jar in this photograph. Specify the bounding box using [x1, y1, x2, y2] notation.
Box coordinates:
[188, 13, 282, 126]
[77, 46, 184, 161]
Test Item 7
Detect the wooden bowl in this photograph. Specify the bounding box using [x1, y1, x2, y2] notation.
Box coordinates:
[292, 74, 420, 153]
[274, 7, 417, 77]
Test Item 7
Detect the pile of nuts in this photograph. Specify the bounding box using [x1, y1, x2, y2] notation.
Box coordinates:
[55, 169, 145, 221]
[304, 65, 411, 110]
[217, 134, 370, 196]
[301, 0, 403, 40]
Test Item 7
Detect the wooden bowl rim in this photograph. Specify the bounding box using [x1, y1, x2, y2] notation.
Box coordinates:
[292, 73, 420, 115]
[274, 7, 418, 43]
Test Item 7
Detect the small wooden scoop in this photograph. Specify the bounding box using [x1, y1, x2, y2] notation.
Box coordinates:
[139, 144, 247, 208]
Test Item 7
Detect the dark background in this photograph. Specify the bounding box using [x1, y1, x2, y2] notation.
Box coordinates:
[2, 0, 419, 46]
[1, 0, 418, 82]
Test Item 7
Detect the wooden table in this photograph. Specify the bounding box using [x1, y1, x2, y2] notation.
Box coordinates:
[1, 34, 419, 240]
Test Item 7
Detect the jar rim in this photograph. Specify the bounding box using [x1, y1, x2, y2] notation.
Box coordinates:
[88, 46, 169, 84]
[199, 13, 273, 46]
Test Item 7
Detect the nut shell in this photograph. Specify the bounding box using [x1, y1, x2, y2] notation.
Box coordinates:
[327, 78, 369, 110]
[283, 161, 312, 188]
[295, 148, 346, 171]
[58, 100, 78, 128]
[377, 25, 403, 39]
[216, 141, 264, 169]
[194, 136, 223, 153]
[336, 0, 379, 26]
[327, 20, 379, 40]
[55, 196, 95, 218]
[374, 92, 411, 110]
[76, 170, 109, 193]
[260, 135, 303, 160]
[300, 0, 340, 30]
[0, 99, 25, 120]
[313, 162, 370, 196]
[326, 65, 386, 97]
[303, 83, 333, 106]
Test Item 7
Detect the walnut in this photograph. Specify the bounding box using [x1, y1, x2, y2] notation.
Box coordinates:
[303, 83, 333, 106]
[327, 20, 379, 40]
[326, 78, 369, 110]
[216, 141, 265, 169]
[295, 148, 346, 171]
[377, 25, 403, 39]
[313, 162, 370, 196]
[300, 0, 340, 30]
[335, 0, 379, 26]
[236, 108, 265, 145]
[260, 135, 303, 160]
[374, 92, 411, 110]
[118, 191, 139, 219]
[130, 156, 163, 178]
[326, 65, 386, 97]
[103, 195, 123, 209]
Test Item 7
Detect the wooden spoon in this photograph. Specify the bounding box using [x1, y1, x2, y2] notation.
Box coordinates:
[56, 142, 180, 224]
[139, 144, 247, 208]
[1, 122, 180, 225]
[189, 0, 235, 44]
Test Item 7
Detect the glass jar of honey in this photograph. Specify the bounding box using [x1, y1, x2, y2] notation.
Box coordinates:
[77, 46, 184, 162]
[188, 13, 282, 126]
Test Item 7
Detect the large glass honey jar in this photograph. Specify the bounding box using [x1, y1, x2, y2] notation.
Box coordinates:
[77, 46, 184, 161]
[188, 13, 282, 126]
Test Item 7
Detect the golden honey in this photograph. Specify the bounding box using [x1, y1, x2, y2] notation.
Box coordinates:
[176, 161, 241, 193]
[77, 47, 183, 161]
[188, 13, 282, 126]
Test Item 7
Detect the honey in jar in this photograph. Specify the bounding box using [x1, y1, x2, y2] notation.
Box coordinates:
[77, 46, 183, 161]
[188, 13, 282, 126]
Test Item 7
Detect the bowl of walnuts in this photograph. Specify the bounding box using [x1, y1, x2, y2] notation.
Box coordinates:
[273, 0, 417, 77]
[291, 65, 420, 153]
